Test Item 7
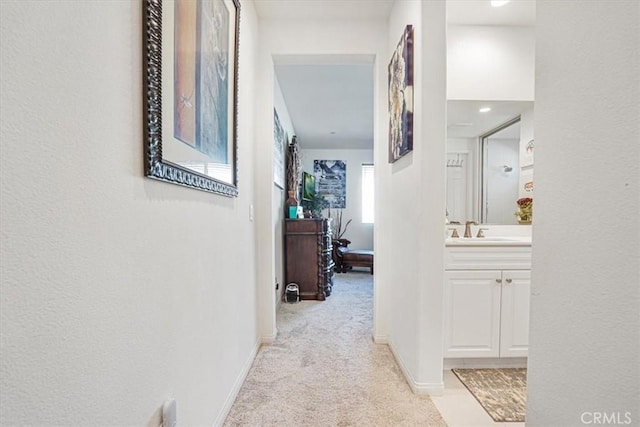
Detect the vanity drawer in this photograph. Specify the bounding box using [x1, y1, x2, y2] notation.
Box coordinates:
[445, 246, 532, 270]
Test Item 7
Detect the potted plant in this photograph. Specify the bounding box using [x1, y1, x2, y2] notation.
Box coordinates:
[514, 197, 533, 224]
[301, 193, 330, 219]
[329, 209, 352, 242]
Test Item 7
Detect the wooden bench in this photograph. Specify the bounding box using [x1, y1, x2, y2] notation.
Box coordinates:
[332, 239, 374, 274]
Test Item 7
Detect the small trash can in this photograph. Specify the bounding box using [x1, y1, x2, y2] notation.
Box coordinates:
[285, 283, 300, 303]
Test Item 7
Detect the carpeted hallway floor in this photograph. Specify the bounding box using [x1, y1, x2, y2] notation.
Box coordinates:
[224, 271, 447, 426]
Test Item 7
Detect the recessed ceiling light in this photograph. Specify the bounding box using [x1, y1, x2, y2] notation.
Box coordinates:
[491, 0, 510, 7]
[479, 107, 492, 113]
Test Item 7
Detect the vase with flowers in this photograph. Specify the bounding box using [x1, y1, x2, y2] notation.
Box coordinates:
[285, 136, 302, 218]
[515, 197, 533, 224]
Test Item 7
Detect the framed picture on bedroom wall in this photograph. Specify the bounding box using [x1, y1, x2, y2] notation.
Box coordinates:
[388, 24, 414, 163]
[313, 160, 346, 208]
[273, 109, 286, 189]
[143, 0, 240, 196]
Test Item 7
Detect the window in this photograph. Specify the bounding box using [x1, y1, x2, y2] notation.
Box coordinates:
[361, 164, 374, 223]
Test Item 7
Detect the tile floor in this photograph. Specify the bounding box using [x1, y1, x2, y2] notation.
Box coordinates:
[430, 370, 526, 427]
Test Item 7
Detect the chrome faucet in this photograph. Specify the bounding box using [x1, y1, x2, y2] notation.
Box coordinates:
[464, 221, 477, 238]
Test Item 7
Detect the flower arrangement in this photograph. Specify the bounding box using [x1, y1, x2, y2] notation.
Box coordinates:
[515, 197, 533, 224]
[286, 136, 302, 193]
[329, 209, 352, 240]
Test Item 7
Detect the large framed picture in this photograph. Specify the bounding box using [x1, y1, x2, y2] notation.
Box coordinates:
[144, 0, 240, 196]
[313, 160, 346, 208]
[273, 109, 286, 189]
[388, 25, 414, 163]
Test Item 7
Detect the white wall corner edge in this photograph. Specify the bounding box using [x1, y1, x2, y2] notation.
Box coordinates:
[388, 342, 445, 396]
[212, 338, 262, 427]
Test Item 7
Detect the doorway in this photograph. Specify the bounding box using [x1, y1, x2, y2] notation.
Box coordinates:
[480, 117, 521, 224]
[273, 55, 377, 316]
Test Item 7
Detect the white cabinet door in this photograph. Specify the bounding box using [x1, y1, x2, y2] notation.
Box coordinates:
[499, 270, 531, 357]
[444, 270, 501, 358]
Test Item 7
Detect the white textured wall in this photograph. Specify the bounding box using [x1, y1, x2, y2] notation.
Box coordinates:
[383, 0, 446, 393]
[447, 137, 475, 155]
[273, 77, 295, 304]
[384, 0, 422, 381]
[416, 0, 447, 393]
[447, 25, 535, 101]
[256, 17, 389, 341]
[518, 106, 534, 199]
[0, 1, 260, 425]
[527, 1, 640, 425]
[301, 149, 374, 249]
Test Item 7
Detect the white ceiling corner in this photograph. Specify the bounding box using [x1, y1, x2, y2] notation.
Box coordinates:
[275, 61, 375, 150]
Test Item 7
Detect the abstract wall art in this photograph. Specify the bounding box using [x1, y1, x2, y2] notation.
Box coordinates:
[144, 0, 240, 196]
[388, 25, 414, 163]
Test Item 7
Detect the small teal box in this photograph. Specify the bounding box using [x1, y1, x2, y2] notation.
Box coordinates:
[289, 206, 298, 219]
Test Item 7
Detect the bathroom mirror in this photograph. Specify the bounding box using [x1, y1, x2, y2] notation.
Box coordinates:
[446, 100, 534, 224]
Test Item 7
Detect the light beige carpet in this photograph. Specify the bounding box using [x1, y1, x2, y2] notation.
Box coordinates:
[451, 368, 527, 422]
[224, 271, 447, 426]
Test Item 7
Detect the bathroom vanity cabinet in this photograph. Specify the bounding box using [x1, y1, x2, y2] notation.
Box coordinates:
[443, 243, 531, 359]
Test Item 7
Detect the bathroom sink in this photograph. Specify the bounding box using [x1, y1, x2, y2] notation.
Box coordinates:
[446, 236, 531, 246]
[473, 237, 521, 241]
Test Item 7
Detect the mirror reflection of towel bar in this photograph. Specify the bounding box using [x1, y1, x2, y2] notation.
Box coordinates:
[447, 154, 464, 168]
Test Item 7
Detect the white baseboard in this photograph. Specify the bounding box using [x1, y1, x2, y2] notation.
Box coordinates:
[444, 357, 528, 370]
[261, 328, 278, 344]
[213, 339, 261, 427]
[388, 342, 444, 396]
[373, 334, 389, 344]
[415, 383, 444, 396]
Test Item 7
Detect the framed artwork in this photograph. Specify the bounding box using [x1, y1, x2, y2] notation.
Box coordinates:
[520, 168, 534, 197]
[388, 25, 414, 163]
[302, 171, 315, 201]
[313, 160, 346, 208]
[273, 109, 286, 189]
[143, 0, 240, 196]
[521, 138, 534, 167]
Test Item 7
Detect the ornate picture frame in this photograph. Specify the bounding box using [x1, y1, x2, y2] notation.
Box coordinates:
[144, 0, 240, 196]
[388, 25, 414, 163]
[273, 109, 286, 189]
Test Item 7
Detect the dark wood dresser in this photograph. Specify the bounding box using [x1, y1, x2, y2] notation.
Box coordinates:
[284, 218, 334, 300]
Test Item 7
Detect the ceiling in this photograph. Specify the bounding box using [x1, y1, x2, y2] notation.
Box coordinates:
[269, 1, 536, 150]
[447, 100, 533, 139]
[253, 0, 394, 20]
[275, 58, 374, 150]
[447, 0, 536, 26]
